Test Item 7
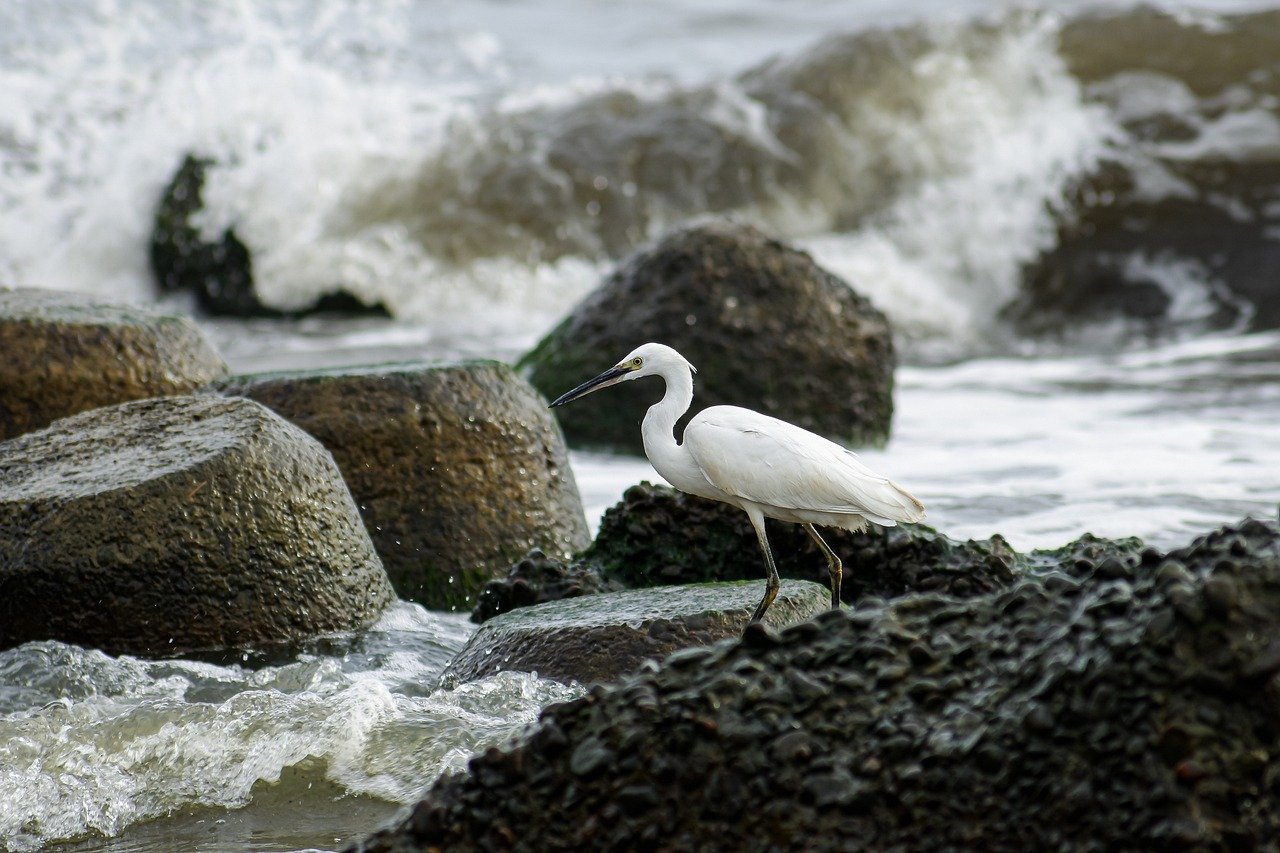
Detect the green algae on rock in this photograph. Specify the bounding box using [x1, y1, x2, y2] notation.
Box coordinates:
[442, 579, 829, 687]
[520, 221, 896, 455]
[0, 395, 394, 656]
[351, 517, 1280, 851]
[217, 361, 591, 610]
[0, 287, 228, 441]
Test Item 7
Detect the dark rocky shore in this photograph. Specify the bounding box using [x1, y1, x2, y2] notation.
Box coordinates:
[352, 515, 1280, 852]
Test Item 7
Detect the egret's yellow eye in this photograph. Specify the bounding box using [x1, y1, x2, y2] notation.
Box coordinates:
[632, 357, 643, 367]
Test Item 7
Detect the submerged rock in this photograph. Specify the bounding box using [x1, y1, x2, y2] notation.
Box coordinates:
[217, 362, 591, 610]
[521, 222, 896, 455]
[0, 287, 228, 441]
[351, 517, 1280, 851]
[441, 579, 828, 687]
[0, 395, 394, 656]
[149, 154, 382, 316]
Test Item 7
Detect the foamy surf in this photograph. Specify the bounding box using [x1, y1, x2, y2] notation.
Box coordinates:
[6, 3, 1278, 359]
[0, 604, 581, 852]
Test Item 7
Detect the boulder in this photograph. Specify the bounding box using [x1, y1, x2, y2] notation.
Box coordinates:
[149, 154, 382, 317]
[350, 517, 1280, 851]
[216, 362, 591, 610]
[521, 222, 896, 455]
[586, 482, 1020, 599]
[470, 482, 1025, 623]
[0, 288, 228, 441]
[0, 395, 394, 656]
[441, 579, 828, 687]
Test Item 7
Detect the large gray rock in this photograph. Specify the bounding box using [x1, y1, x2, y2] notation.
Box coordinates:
[0, 395, 394, 656]
[351, 517, 1280, 851]
[442, 580, 828, 687]
[216, 362, 591, 611]
[521, 222, 896, 455]
[0, 288, 228, 440]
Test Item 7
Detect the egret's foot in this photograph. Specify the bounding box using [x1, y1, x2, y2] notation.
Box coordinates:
[803, 523, 843, 610]
[749, 579, 780, 625]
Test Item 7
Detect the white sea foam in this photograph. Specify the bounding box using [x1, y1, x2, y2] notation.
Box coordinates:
[0, 1, 1116, 358]
[0, 604, 581, 851]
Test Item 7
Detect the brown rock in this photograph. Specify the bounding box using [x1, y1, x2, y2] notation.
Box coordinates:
[0, 287, 228, 440]
[0, 395, 393, 656]
[217, 361, 590, 610]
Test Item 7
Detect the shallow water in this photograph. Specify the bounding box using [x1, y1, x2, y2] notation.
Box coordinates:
[3, 0, 1280, 850]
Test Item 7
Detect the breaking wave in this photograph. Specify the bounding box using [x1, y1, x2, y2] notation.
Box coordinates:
[1, 2, 1277, 358]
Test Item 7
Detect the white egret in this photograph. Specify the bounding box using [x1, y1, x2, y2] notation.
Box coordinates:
[550, 342, 925, 627]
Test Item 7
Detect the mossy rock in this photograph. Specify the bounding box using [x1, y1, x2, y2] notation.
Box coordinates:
[521, 221, 896, 455]
[441, 579, 829, 687]
[216, 361, 591, 610]
[585, 482, 1018, 600]
[0, 395, 394, 656]
[0, 287, 228, 441]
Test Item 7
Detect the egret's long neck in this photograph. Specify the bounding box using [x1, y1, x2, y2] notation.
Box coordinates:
[641, 364, 695, 480]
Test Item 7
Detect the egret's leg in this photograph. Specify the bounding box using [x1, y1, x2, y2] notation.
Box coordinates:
[803, 523, 843, 609]
[746, 508, 780, 626]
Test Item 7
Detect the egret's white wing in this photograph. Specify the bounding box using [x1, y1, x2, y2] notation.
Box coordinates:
[684, 406, 924, 524]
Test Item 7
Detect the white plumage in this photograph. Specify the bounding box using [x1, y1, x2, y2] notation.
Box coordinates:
[551, 342, 924, 626]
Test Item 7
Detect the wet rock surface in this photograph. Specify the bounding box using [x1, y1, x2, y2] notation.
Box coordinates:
[521, 222, 896, 455]
[149, 154, 381, 317]
[0, 395, 394, 656]
[351, 517, 1280, 851]
[0, 287, 228, 441]
[441, 579, 829, 688]
[217, 362, 590, 610]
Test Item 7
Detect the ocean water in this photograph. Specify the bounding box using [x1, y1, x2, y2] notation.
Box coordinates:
[2, 0, 1280, 850]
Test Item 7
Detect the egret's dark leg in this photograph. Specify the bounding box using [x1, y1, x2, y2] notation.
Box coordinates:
[803, 523, 843, 609]
[746, 509, 780, 627]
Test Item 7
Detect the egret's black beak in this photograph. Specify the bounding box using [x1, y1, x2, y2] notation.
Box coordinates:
[549, 365, 630, 408]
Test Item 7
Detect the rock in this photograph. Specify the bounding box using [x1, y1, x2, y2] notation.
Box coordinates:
[1008, 9, 1280, 336]
[0, 395, 394, 656]
[349, 517, 1280, 851]
[585, 482, 1018, 600]
[440, 579, 829, 687]
[471, 549, 623, 624]
[0, 288, 228, 441]
[216, 362, 591, 610]
[521, 222, 896, 454]
[149, 154, 383, 317]
[469, 481, 1015, 623]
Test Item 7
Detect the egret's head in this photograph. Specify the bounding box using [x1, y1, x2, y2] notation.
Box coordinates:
[549, 342, 696, 408]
